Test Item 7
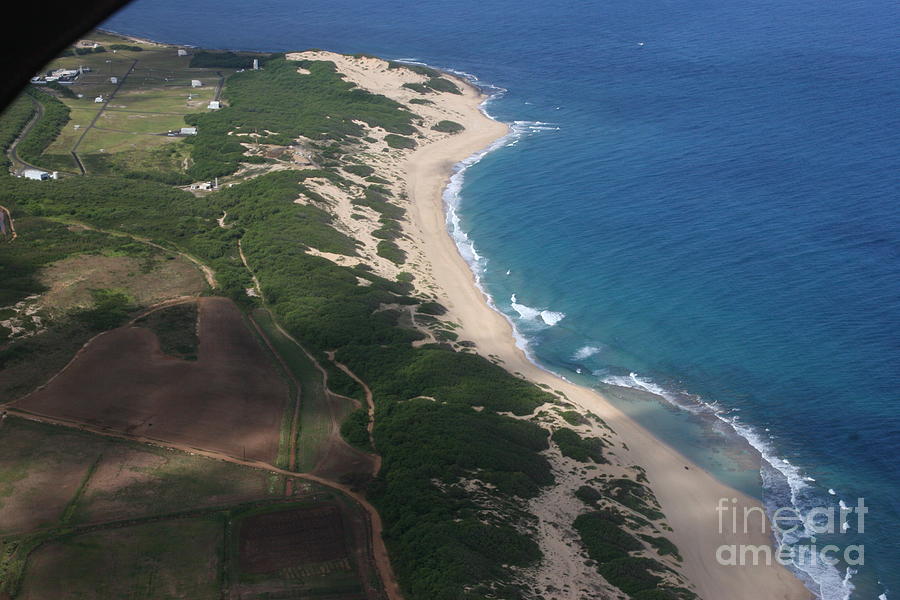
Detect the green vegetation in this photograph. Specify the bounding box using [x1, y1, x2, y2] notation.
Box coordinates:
[20, 518, 222, 599]
[184, 58, 418, 179]
[108, 43, 143, 52]
[384, 133, 417, 149]
[18, 88, 72, 171]
[250, 308, 346, 472]
[0, 95, 36, 170]
[389, 62, 462, 95]
[80, 142, 194, 185]
[340, 407, 372, 450]
[601, 478, 666, 521]
[408, 97, 434, 105]
[44, 81, 78, 98]
[551, 427, 607, 463]
[59, 45, 107, 57]
[134, 302, 199, 360]
[417, 301, 447, 316]
[559, 409, 588, 426]
[639, 533, 683, 561]
[575, 511, 695, 599]
[0, 38, 695, 600]
[77, 288, 133, 330]
[431, 120, 464, 134]
[189, 50, 278, 68]
[574, 510, 643, 562]
[343, 163, 374, 177]
[575, 485, 603, 506]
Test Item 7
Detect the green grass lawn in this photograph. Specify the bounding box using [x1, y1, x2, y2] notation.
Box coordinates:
[77, 128, 176, 154]
[96, 110, 188, 134]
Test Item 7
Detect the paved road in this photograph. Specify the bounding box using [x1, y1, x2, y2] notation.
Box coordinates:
[7, 95, 46, 175]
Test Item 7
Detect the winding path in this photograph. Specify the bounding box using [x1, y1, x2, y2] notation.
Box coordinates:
[6, 95, 45, 175]
[2, 406, 403, 600]
[0, 205, 16, 241]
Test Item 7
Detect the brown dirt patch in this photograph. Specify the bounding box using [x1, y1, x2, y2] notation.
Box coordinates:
[238, 504, 347, 574]
[74, 444, 283, 524]
[38, 254, 206, 316]
[13, 297, 288, 462]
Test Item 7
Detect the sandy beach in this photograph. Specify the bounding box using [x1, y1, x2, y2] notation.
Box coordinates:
[281, 51, 811, 599]
[402, 80, 812, 599]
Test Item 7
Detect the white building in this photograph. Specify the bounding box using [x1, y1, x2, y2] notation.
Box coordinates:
[22, 169, 50, 181]
[94, 96, 104, 103]
[207, 101, 220, 110]
[191, 79, 202, 88]
[177, 49, 188, 56]
[110, 76, 118, 84]
[180, 127, 198, 135]
[252, 59, 259, 70]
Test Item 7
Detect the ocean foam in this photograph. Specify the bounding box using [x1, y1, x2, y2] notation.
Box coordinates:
[437, 84, 561, 361]
[509, 294, 566, 327]
[600, 371, 850, 600]
[572, 345, 602, 360]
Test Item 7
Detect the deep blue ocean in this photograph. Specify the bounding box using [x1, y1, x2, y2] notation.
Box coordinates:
[104, 1, 899, 597]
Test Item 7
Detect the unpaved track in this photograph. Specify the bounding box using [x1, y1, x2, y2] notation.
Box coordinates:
[0, 205, 16, 241]
[328, 353, 379, 456]
[3, 407, 403, 600]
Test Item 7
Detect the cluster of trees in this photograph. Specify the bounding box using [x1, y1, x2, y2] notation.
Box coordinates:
[384, 134, 416, 149]
[388, 61, 462, 95]
[431, 120, 464, 134]
[551, 427, 607, 463]
[574, 511, 694, 600]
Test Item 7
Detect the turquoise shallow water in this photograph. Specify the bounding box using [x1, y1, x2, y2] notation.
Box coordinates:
[105, 1, 899, 597]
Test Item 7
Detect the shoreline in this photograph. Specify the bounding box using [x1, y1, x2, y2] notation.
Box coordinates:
[61, 31, 811, 596]
[403, 77, 812, 599]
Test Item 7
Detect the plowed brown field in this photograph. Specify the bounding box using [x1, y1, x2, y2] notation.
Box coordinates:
[13, 297, 288, 462]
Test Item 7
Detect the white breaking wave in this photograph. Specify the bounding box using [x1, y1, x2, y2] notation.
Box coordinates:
[437, 75, 562, 358]
[572, 345, 601, 360]
[509, 294, 565, 327]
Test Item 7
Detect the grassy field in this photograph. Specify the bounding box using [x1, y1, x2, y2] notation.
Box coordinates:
[19, 517, 223, 600]
[252, 309, 351, 472]
[0, 417, 285, 533]
[0, 419, 107, 535]
[72, 443, 285, 524]
[30, 37, 230, 179]
[0, 212, 206, 400]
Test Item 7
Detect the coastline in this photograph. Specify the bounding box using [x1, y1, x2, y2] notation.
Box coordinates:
[49, 31, 810, 595]
[402, 77, 812, 599]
